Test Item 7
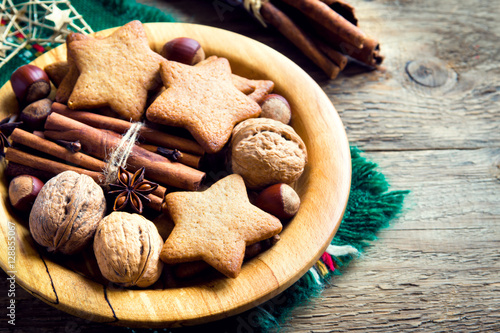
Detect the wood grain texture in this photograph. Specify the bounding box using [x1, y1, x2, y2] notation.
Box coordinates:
[1, 0, 500, 332]
[0, 23, 350, 328]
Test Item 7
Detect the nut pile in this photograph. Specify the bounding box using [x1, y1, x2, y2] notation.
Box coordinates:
[3, 21, 308, 287]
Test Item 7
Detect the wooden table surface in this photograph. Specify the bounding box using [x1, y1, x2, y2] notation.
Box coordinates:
[1, 0, 499, 332]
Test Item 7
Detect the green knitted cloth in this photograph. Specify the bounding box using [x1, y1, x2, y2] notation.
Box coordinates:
[1, 1, 409, 331]
[156, 146, 409, 333]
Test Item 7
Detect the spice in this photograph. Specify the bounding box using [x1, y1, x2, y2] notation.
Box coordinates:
[43, 112, 206, 191]
[54, 139, 82, 153]
[9, 128, 106, 173]
[0, 116, 23, 157]
[156, 147, 182, 162]
[108, 166, 159, 214]
[232, 0, 384, 78]
[260, 2, 340, 79]
[51, 102, 205, 155]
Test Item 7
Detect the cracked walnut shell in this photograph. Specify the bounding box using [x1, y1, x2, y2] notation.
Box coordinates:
[29, 171, 106, 255]
[230, 118, 308, 189]
[93, 211, 164, 288]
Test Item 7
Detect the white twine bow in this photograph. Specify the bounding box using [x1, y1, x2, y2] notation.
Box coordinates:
[103, 122, 143, 185]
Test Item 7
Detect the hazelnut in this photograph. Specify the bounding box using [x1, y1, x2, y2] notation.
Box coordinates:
[10, 64, 51, 107]
[245, 234, 281, 259]
[20, 98, 52, 131]
[29, 171, 106, 255]
[161, 37, 205, 65]
[230, 118, 308, 189]
[94, 211, 164, 288]
[254, 183, 300, 219]
[260, 94, 292, 124]
[8, 175, 44, 211]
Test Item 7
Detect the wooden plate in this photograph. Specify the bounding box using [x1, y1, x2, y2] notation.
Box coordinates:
[0, 23, 351, 328]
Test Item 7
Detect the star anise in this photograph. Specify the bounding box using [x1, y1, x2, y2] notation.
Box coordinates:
[0, 115, 23, 158]
[108, 166, 159, 214]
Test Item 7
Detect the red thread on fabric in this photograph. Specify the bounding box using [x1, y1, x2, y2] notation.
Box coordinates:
[33, 44, 45, 52]
[321, 253, 335, 272]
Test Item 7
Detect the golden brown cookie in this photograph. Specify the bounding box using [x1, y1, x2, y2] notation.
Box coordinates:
[146, 57, 261, 153]
[44, 61, 69, 87]
[55, 32, 89, 104]
[67, 20, 164, 121]
[197, 55, 275, 103]
[232, 74, 275, 103]
[160, 174, 282, 278]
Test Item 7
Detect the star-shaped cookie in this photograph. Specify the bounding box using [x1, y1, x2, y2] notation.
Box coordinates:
[161, 174, 282, 278]
[146, 57, 261, 153]
[67, 20, 164, 121]
[198, 55, 275, 103]
[54, 32, 89, 104]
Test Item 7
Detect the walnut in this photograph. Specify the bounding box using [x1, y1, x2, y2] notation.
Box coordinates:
[230, 118, 308, 189]
[29, 171, 106, 255]
[93, 211, 164, 288]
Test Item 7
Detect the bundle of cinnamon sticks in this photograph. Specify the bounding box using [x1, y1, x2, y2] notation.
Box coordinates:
[5, 103, 207, 212]
[236, 0, 383, 78]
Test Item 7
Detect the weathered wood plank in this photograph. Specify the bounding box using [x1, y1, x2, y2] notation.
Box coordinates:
[324, 0, 500, 151]
[2, 147, 498, 332]
[281, 148, 500, 332]
[146, 0, 500, 151]
[1, 0, 499, 332]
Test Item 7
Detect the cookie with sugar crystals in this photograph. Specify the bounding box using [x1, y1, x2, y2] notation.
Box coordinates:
[161, 174, 282, 278]
[67, 20, 164, 121]
[146, 57, 261, 154]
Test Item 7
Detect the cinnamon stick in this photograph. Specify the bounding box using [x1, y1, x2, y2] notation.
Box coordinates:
[102, 128, 200, 169]
[44, 112, 206, 191]
[313, 37, 348, 70]
[129, 189, 163, 213]
[10, 128, 106, 172]
[260, 2, 340, 79]
[311, 20, 383, 68]
[350, 36, 384, 68]
[9, 128, 167, 198]
[320, 0, 358, 26]
[278, 0, 366, 49]
[5, 162, 56, 181]
[5, 147, 105, 184]
[54, 139, 82, 153]
[138, 143, 201, 169]
[4, 148, 165, 212]
[51, 103, 205, 156]
[32, 131, 45, 138]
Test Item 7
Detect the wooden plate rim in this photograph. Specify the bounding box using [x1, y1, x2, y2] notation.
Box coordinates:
[0, 22, 351, 328]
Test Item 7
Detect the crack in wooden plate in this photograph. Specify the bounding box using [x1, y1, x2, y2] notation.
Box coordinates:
[0, 23, 351, 328]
